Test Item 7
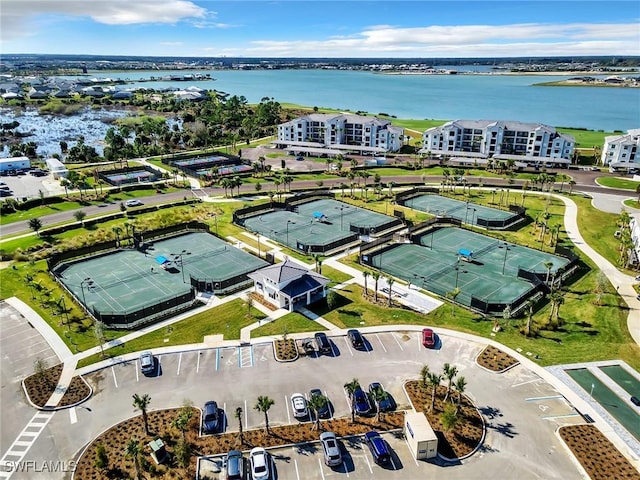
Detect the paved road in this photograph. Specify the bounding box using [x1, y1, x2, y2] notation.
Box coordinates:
[0, 169, 634, 238]
[11, 331, 584, 479]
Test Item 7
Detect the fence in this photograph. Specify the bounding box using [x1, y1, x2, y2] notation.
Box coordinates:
[395, 186, 440, 204]
[99, 165, 160, 186]
[233, 202, 285, 226]
[285, 190, 335, 208]
[295, 233, 360, 255]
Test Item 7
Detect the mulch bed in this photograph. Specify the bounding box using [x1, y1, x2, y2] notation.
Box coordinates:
[476, 345, 519, 372]
[23, 363, 63, 407]
[404, 381, 484, 459]
[57, 375, 92, 408]
[559, 424, 640, 480]
[249, 291, 277, 311]
[74, 408, 404, 480]
[273, 338, 298, 361]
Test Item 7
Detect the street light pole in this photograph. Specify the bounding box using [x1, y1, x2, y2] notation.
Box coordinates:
[80, 277, 94, 308]
[286, 220, 295, 246]
[172, 250, 191, 283]
[464, 201, 470, 224]
[500, 243, 511, 275]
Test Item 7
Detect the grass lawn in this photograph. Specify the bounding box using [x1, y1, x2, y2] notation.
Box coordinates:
[77, 299, 266, 368]
[321, 265, 353, 285]
[596, 177, 640, 190]
[623, 199, 640, 209]
[556, 128, 616, 149]
[250, 312, 326, 338]
[1, 201, 90, 226]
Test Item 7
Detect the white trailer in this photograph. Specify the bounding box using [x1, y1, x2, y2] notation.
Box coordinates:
[404, 411, 438, 460]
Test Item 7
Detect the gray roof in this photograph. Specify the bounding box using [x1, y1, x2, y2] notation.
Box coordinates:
[248, 258, 329, 285]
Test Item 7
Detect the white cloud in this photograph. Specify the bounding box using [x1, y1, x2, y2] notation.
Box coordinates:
[1, 0, 208, 42]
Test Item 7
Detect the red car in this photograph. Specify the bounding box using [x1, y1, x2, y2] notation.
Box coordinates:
[422, 328, 436, 348]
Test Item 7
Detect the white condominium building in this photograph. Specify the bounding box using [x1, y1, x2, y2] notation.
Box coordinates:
[277, 114, 404, 153]
[601, 129, 640, 168]
[421, 120, 575, 164]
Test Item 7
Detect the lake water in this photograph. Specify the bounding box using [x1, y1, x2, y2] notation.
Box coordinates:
[2, 68, 638, 158]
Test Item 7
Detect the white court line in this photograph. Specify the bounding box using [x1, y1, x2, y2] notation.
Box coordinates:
[176, 352, 182, 375]
[344, 338, 354, 357]
[69, 407, 77, 425]
[285, 395, 291, 424]
[293, 458, 300, 480]
[111, 366, 118, 388]
[375, 334, 387, 353]
[392, 333, 404, 351]
[196, 351, 201, 373]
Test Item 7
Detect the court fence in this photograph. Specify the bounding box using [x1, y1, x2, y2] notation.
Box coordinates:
[285, 190, 335, 208]
[233, 201, 285, 226]
[98, 165, 160, 186]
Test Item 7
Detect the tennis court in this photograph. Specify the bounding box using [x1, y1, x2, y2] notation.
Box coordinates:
[402, 194, 519, 227]
[363, 226, 569, 311]
[242, 199, 400, 253]
[55, 232, 267, 326]
[172, 155, 228, 168]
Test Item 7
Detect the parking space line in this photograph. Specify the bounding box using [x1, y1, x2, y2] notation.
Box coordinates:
[177, 352, 183, 376]
[344, 338, 354, 356]
[135, 361, 139, 382]
[285, 395, 291, 424]
[111, 366, 118, 388]
[69, 407, 77, 425]
[293, 458, 300, 480]
[317, 458, 326, 480]
[376, 334, 387, 353]
[223, 402, 227, 432]
[392, 333, 404, 351]
[216, 348, 220, 371]
[244, 400, 248, 428]
[196, 351, 201, 373]
[363, 454, 373, 473]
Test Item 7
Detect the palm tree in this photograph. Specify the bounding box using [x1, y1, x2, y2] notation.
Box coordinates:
[28, 217, 43, 237]
[235, 407, 244, 442]
[568, 180, 576, 195]
[523, 299, 535, 337]
[362, 271, 370, 297]
[254, 396, 275, 434]
[420, 365, 430, 388]
[386, 277, 394, 306]
[548, 290, 565, 329]
[112, 226, 122, 247]
[171, 407, 193, 442]
[543, 261, 554, 285]
[124, 438, 142, 480]
[343, 378, 360, 423]
[427, 373, 442, 412]
[370, 384, 390, 423]
[60, 178, 71, 197]
[442, 363, 458, 403]
[440, 404, 460, 440]
[307, 391, 328, 430]
[132, 393, 151, 435]
[453, 377, 467, 413]
[371, 271, 380, 302]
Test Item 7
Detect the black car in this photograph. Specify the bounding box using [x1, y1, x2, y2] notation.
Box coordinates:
[309, 388, 331, 418]
[631, 396, 640, 407]
[314, 332, 332, 355]
[30, 169, 47, 177]
[347, 329, 364, 349]
[351, 385, 372, 416]
[203, 401, 220, 434]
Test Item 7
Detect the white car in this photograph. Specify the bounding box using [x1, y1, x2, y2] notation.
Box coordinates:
[290, 393, 308, 419]
[249, 447, 270, 480]
[125, 199, 143, 207]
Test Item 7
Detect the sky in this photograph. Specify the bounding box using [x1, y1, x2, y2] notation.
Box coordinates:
[2, 1, 640, 58]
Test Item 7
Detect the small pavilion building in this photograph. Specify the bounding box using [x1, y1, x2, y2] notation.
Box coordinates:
[247, 259, 330, 311]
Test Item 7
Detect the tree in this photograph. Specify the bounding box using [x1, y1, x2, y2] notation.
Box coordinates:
[593, 272, 608, 306]
[369, 384, 390, 423]
[343, 378, 360, 422]
[235, 407, 244, 442]
[171, 402, 194, 442]
[440, 404, 460, 439]
[93, 320, 106, 358]
[523, 299, 536, 337]
[94, 444, 108, 474]
[442, 363, 458, 403]
[543, 261, 554, 285]
[420, 364, 430, 388]
[386, 276, 395, 306]
[548, 290, 565, 329]
[33, 357, 50, 387]
[453, 376, 467, 413]
[174, 438, 191, 468]
[74, 210, 87, 226]
[427, 373, 442, 412]
[362, 271, 370, 297]
[568, 180, 576, 195]
[28, 217, 43, 237]
[326, 289, 338, 310]
[371, 271, 380, 302]
[254, 395, 275, 434]
[124, 439, 142, 480]
[112, 226, 122, 247]
[446, 287, 461, 316]
[132, 393, 151, 435]
[307, 391, 328, 430]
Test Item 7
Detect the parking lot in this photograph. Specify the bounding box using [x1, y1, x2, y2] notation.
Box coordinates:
[13, 330, 585, 479]
[0, 171, 63, 200]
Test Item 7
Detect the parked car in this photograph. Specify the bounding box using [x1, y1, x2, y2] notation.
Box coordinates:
[347, 329, 364, 349]
[224, 449, 244, 480]
[301, 338, 315, 355]
[422, 328, 436, 348]
[0, 190, 12, 197]
[631, 396, 640, 407]
[320, 431, 342, 467]
[314, 332, 332, 355]
[368, 382, 394, 412]
[202, 401, 220, 434]
[291, 393, 309, 418]
[125, 199, 144, 207]
[364, 431, 391, 465]
[30, 169, 47, 177]
[351, 384, 371, 416]
[249, 447, 271, 480]
[309, 388, 331, 418]
[139, 351, 156, 375]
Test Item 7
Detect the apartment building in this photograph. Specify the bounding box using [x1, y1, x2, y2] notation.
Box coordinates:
[601, 129, 640, 169]
[276, 114, 404, 154]
[421, 120, 575, 165]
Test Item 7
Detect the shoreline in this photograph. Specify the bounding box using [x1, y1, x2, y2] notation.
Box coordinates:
[378, 70, 638, 76]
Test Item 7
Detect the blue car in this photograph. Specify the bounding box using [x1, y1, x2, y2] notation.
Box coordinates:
[351, 385, 371, 416]
[364, 431, 391, 464]
[368, 382, 394, 412]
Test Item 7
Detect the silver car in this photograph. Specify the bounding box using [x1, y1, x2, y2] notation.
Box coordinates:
[320, 432, 342, 467]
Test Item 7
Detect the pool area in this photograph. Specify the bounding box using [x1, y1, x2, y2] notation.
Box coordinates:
[565, 368, 640, 442]
[599, 365, 640, 397]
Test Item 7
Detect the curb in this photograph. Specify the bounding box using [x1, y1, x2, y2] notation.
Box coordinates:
[54, 375, 93, 411]
[272, 339, 299, 363]
[474, 345, 520, 374]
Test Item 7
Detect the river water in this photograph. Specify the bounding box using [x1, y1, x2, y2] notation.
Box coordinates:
[2, 68, 638, 158]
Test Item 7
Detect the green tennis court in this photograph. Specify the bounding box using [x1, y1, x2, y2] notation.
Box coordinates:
[402, 194, 519, 227]
[243, 199, 398, 252]
[55, 232, 267, 325]
[363, 226, 569, 309]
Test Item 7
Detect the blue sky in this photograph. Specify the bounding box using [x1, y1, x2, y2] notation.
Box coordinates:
[2, 1, 639, 58]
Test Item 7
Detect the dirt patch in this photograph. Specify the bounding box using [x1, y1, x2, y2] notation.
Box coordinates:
[273, 338, 298, 362]
[559, 424, 640, 480]
[74, 407, 404, 480]
[476, 345, 519, 372]
[249, 291, 277, 311]
[404, 381, 484, 459]
[23, 363, 62, 407]
[58, 375, 92, 407]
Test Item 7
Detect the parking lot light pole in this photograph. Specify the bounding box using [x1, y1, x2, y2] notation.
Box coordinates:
[172, 250, 191, 283]
[499, 243, 512, 275]
[286, 220, 295, 246]
[80, 277, 94, 308]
